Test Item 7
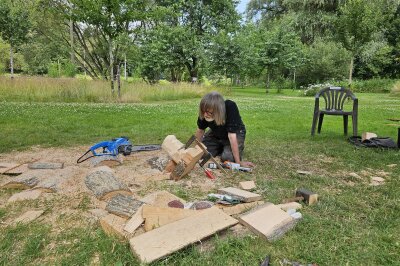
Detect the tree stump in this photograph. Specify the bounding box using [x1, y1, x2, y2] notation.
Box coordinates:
[106, 194, 143, 218]
[84, 170, 131, 200]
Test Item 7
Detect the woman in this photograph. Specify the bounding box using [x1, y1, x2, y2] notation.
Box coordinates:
[195, 91, 254, 168]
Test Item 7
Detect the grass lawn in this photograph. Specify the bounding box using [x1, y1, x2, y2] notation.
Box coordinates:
[0, 88, 399, 265]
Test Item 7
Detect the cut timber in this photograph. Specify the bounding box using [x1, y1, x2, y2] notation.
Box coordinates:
[85, 169, 131, 200]
[7, 190, 42, 203]
[276, 202, 302, 211]
[105, 194, 143, 218]
[129, 207, 238, 264]
[124, 206, 144, 234]
[239, 181, 256, 191]
[28, 162, 64, 169]
[217, 187, 262, 203]
[161, 135, 185, 163]
[142, 205, 198, 231]
[362, 132, 378, 141]
[178, 146, 204, 178]
[238, 203, 296, 241]
[2, 173, 39, 189]
[13, 210, 44, 225]
[216, 201, 264, 216]
[140, 190, 186, 208]
[100, 213, 128, 239]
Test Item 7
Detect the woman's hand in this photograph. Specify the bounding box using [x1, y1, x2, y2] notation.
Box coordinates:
[240, 161, 255, 168]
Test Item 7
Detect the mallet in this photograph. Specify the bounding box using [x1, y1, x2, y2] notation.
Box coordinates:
[282, 188, 318, 205]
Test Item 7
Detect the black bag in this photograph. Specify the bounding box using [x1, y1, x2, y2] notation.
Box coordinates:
[349, 136, 398, 149]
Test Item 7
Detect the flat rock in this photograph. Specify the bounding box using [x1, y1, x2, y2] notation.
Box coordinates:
[8, 190, 43, 203]
[13, 210, 44, 224]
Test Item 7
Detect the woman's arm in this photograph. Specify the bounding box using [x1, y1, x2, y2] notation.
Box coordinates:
[195, 128, 205, 142]
[228, 132, 255, 168]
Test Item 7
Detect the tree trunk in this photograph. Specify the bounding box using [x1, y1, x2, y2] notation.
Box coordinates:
[10, 46, 14, 79]
[266, 72, 270, 94]
[293, 69, 296, 90]
[117, 63, 121, 98]
[109, 37, 114, 96]
[70, 18, 74, 64]
[124, 55, 127, 81]
[348, 56, 354, 86]
[84, 169, 131, 200]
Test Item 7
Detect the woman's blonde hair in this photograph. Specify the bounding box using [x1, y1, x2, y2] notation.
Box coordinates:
[198, 91, 226, 125]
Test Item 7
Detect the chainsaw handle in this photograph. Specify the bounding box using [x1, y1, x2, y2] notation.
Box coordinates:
[77, 150, 94, 164]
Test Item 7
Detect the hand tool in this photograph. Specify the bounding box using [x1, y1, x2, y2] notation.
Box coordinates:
[198, 153, 216, 179]
[282, 188, 318, 205]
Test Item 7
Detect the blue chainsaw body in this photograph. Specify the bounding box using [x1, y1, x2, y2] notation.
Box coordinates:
[90, 137, 132, 157]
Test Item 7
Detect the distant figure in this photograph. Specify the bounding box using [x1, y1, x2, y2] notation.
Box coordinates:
[195, 92, 254, 168]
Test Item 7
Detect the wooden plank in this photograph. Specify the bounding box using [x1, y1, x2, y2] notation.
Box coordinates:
[100, 214, 128, 240]
[238, 203, 296, 241]
[28, 162, 64, 169]
[239, 181, 256, 191]
[124, 206, 144, 234]
[13, 210, 44, 224]
[140, 191, 186, 208]
[276, 202, 302, 211]
[84, 169, 131, 200]
[129, 207, 238, 264]
[142, 205, 198, 231]
[2, 173, 40, 189]
[217, 187, 262, 203]
[105, 194, 143, 218]
[216, 201, 264, 216]
[0, 163, 19, 174]
[7, 190, 42, 203]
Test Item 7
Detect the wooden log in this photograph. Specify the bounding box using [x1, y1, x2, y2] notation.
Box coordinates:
[100, 214, 128, 239]
[84, 169, 131, 200]
[161, 135, 185, 163]
[28, 162, 64, 169]
[217, 187, 262, 203]
[105, 194, 143, 218]
[2, 174, 39, 189]
[238, 203, 297, 241]
[129, 207, 238, 264]
[142, 205, 198, 231]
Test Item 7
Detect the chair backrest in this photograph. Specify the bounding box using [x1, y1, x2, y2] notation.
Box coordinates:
[316, 86, 356, 111]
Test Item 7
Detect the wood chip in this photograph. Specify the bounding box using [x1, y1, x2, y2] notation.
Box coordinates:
[276, 202, 302, 211]
[239, 181, 256, 190]
[296, 170, 312, 175]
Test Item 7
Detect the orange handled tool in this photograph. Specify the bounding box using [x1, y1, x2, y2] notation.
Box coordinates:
[200, 165, 216, 179]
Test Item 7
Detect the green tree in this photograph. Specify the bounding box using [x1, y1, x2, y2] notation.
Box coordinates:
[0, 0, 31, 78]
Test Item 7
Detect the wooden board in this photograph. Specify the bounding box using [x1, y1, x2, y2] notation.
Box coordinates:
[13, 210, 44, 224]
[7, 190, 42, 203]
[28, 162, 64, 169]
[362, 132, 377, 141]
[100, 214, 128, 240]
[217, 187, 262, 203]
[239, 181, 256, 191]
[276, 202, 302, 211]
[0, 163, 19, 174]
[2, 173, 39, 189]
[238, 203, 296, 241]
[140, 190, 186, 207]
[216, 201, 264, 216]
[105, 194, 143, 218]
[84, 169, 131, 200]
[124, 206, 144, 234]
[129, 207, 238, 263]
[142, 205, 198, 231]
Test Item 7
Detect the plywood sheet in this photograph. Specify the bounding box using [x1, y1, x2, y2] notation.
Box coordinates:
[129, 207, 238, 263]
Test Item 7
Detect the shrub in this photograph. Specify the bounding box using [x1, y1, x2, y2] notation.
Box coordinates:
[391, 80, 400, 97]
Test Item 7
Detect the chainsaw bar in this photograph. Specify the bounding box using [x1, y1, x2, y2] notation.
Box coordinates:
[131, 145, 161, 152]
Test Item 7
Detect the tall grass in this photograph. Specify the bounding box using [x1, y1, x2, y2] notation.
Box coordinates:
[0, 76, 220, 103]
[391, 80, 400, 97]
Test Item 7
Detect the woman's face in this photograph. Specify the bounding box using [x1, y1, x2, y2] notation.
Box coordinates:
[204, 109, 214, 122]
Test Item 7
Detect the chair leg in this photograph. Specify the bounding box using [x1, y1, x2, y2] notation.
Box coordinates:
[317, 114, 324, 134]
[311, 112, 319, 136]
[352, 114, 358, 136]
[343, 115, 348, 135]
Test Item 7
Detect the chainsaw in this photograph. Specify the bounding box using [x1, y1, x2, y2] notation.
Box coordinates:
[77, 137, 161, 163]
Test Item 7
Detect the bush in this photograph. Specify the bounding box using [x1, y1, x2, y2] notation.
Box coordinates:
[391, 80, 400, 97]
[348, 78, 397, 93]
[301, 83, 333, 96]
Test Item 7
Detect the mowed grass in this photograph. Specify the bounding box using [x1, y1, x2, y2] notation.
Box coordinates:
[0, 87, 399, 265]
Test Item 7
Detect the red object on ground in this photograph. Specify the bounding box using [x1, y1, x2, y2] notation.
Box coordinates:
[204, 168, 216, 179]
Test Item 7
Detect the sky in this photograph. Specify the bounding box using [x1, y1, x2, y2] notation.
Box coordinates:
[237, 0, 249, 14]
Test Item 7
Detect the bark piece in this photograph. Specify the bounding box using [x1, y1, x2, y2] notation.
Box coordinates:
[129, 207, 238, 264]
[124, 206, 144, 234]
[13, 210, 44, 224]
[239, 181, 256, 191]
[142, 205, 198, 231]
[2, 173, 39, 189]
[28, 162, 64, 169]
[217, 187, 262, 203]
[33, 176, 64, 192]
[238, 203, 297, 241]
[105, 194, 143, 218]
[216, 201, 265, 216]
[85, 169, 131, 200]
[100, 214, 128, 239]
[8, 190, 42, 203]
